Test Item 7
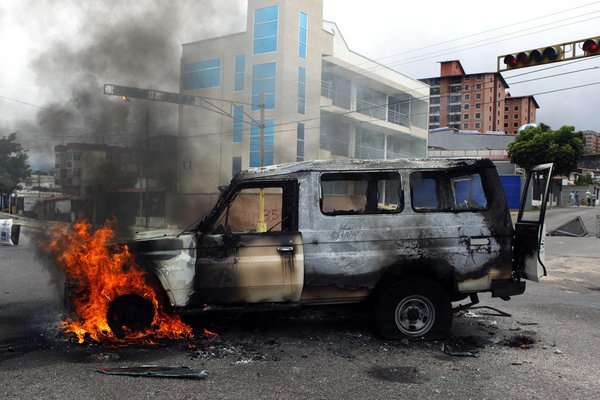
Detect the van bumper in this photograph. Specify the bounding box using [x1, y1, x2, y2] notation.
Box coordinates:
[491, 279, 526, 298]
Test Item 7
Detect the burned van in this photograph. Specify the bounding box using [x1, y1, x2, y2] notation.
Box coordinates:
[122, 159, 553, 340]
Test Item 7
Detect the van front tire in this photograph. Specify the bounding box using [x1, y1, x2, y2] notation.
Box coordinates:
[375, 277, 452, 341]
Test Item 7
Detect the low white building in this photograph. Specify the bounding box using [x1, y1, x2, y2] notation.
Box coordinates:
[170, 0, 430, 222]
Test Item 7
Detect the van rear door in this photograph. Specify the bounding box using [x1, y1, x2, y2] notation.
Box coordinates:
[514, 163, 554, 282]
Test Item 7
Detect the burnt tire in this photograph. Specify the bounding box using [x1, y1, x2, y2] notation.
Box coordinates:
[107, 294, 155, 339]
[374, 277, 452, 341]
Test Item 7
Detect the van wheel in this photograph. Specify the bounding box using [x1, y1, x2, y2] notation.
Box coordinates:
[374, 277, 452, 341]
[107, 294, 155, 339]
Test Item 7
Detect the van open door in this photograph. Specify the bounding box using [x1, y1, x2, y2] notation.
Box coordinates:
[514, 163, 554, 282]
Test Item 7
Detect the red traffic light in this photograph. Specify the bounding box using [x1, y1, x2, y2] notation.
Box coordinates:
[503, 54, 517, 67]
[583, 39, 600, 54]
[543, 46, 561, 60]
[501, 46, 563, 70]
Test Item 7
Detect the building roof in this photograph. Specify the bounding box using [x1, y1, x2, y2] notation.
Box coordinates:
[505, 95, 540, 109]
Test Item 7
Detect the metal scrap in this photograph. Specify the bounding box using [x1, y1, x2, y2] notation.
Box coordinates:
[441, 343, 480, 358]
[96, 365, 208, 379]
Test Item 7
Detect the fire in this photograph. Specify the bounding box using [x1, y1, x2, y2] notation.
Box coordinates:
[44, 219, 193, 344]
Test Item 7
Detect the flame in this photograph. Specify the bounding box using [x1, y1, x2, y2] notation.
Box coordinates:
[44, 219, 193, 344]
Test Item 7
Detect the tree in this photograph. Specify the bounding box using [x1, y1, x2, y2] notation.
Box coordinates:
[0, 133, 31, 196]
[507, 124, 585, 176]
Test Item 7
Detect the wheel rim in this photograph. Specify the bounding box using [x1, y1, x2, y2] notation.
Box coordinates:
[394, 295, 435, 337]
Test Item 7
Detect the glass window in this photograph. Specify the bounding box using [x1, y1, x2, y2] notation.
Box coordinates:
[298, 67, 306, 114]
[252, 62, 276, 111]
[250, 119, 274, 167]
[355, 128, 385, 159]
[320, 172, 403, 215]
[253, 5, 279, 54]
[297, 123, 305, 161]
[234, 54, 245, 91]
[320, 118, 350, 157]
[451, 174, 488, 210]
[232, 105, 243, 143]
[410, 173, 440, 210]
[299, 12, 307, 59]
[183, 58, 220, 89]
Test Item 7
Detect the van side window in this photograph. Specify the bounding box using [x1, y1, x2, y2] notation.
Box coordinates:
[411, 171, 489, 212]
[451, 174, 488, 210]
[320, 172, 403, 215]
[211, 181, 298, 234]
[410, 173, 441, 210]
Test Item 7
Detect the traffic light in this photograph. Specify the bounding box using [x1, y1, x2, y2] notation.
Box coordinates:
[582, 38, 600, 56]
[501, 46, 563, 70]
[498, 36, 600, 72]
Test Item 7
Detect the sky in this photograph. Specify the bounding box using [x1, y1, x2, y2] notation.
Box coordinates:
[1, 0, 599, 169]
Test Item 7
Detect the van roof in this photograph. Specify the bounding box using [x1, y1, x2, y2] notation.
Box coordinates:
[233, 158, 496, 182]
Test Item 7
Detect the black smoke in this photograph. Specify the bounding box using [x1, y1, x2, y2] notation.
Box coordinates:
[29, 0, 244, 145]
[22, 0, 244, 228]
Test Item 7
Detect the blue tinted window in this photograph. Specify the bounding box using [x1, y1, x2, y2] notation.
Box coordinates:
[234, 55, 245, 91]
[233, 105, 243, 143]
[297, 123, 305, 161]
[298, 67, 306, 114]
[299, 12, 307, 59]
[183, 58, 220, 89]
[452, 174, 488, 210]
[250, 119, 274, 167]
[253, 6, 278, 54]
[411, 175, 440, 210]
[252, 62, 276, 111]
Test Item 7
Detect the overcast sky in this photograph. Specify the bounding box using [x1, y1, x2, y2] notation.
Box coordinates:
[1, 0, 599, 168]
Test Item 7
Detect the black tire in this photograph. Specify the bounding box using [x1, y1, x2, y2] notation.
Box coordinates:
[374, 277, 452, 341]
[107, 294, 155, 339]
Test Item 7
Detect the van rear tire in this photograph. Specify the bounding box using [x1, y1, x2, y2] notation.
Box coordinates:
[374, 277, 452, 341]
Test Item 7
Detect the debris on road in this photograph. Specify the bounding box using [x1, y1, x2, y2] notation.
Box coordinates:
[441, 343, 480, 358]
[507, 334, 536, 349]
[548, 216, 588, 237]
[96, 365, 208, 379]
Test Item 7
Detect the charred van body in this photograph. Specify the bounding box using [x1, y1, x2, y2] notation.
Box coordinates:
[123, 159, 553, 340]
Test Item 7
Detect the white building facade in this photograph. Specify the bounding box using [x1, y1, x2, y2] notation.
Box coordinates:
[174, 0, 429, 218]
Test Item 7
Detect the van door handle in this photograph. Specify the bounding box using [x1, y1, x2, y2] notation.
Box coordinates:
[469, 238, 490, 246]
[277, 246, 294, 254]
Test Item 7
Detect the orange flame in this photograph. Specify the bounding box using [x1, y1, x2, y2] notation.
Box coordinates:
[44, 219, 193, 344]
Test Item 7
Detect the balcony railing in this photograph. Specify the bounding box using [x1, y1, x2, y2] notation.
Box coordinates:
[321, 81, 351, 110]
[321, 81, 415, 129]
[356, 98, 386, 120]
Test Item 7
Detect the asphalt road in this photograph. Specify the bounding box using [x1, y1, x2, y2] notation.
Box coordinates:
[1, 209, 599, 399]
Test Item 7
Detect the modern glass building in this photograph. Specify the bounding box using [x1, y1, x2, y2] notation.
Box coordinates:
[173, 0, 429, 219]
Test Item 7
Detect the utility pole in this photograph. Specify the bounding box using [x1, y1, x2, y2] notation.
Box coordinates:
[144, 109, 150, 229]
[256, 93, 267, 233]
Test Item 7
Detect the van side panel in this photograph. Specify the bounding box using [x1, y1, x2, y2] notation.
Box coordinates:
[299, 168, 513, 298]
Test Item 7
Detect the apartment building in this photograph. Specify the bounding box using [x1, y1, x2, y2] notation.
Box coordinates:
[504, 95, 539, 135]
[420, 60, 538, 134]
[583, 130, 600, 154]
[173, 0, 429, 220]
